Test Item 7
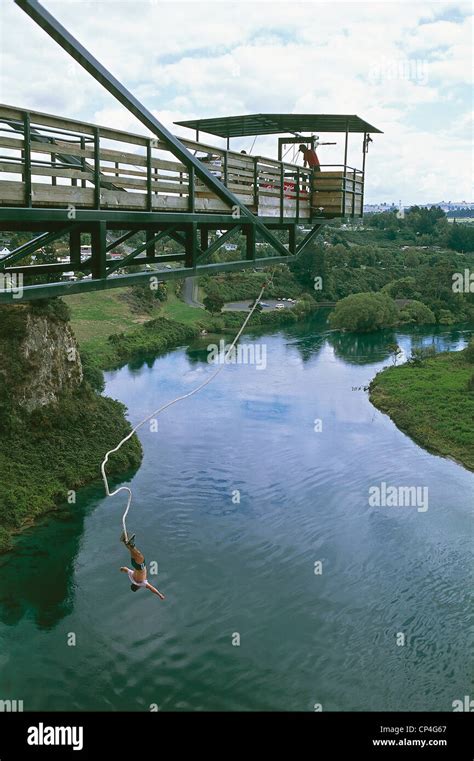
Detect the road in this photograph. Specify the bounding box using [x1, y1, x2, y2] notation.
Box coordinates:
[222, 299, 295, 312]
[183, 276, 203, 307]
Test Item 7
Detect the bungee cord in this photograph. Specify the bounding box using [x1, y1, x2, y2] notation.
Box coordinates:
[101, 272, 275, 542]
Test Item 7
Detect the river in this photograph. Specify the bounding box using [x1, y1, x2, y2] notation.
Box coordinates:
[0, 313, 472, 711]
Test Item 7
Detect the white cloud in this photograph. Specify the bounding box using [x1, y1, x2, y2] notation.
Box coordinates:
[0, 0, 472, 203]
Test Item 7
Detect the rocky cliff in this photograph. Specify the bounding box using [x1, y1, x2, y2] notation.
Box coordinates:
[0, 299, 142, 551]
[0, 303, 83, 413]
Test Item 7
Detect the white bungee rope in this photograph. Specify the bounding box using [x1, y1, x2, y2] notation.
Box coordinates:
[101, 277, 272, 542]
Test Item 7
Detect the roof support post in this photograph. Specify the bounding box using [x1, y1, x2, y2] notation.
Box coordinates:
[342, 118, 349, 218]
[360, 133, 367, 218]
[280, 163, 284, 223]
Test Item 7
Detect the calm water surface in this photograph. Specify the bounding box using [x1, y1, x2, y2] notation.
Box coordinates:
[0, 314, 472, 711]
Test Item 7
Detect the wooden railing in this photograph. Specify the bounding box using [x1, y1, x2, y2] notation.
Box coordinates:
[312, 165, 364, 217]
[0, 105, 319, 220]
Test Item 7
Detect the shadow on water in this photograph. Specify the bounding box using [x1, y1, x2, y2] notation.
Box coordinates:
[328, 329, 398, 365]
[0, 472, 136, 631]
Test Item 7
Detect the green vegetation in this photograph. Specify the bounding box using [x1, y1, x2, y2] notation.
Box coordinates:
[329, 293, 399, 332]
[291, 209, 474, 326]
[0, 388, 142, 551]
[0, 301, 142, 551]
[203, 293, 225, 315]
[329, 292, 436, 333]
[370, 342, 474, 472]
[200, 268, 302, 302]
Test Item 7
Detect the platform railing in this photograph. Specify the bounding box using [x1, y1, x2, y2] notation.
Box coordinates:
[312, 164, 364, 218]
[0, 105, 315, 220]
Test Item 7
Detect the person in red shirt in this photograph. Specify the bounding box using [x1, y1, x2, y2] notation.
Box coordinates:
[299, 143, 321, 171]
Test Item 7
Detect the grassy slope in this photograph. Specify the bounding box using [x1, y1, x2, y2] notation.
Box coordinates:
[369, 351, 474, 471]
[65, 283, 315, 367]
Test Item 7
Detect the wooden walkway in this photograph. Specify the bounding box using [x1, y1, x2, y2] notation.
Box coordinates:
[0, 105, 362, 220]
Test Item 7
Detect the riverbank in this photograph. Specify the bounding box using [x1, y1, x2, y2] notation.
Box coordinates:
[0, 302, 142, 552]
[369, 347, 474, 472]
[67, 287, 318, 371]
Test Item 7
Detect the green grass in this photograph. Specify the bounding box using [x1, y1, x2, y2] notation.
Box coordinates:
[160, 293, 210, 326]
[370, 350, 474, 471]
[66, 288, 160, 346]
[0, 385, 142, 552]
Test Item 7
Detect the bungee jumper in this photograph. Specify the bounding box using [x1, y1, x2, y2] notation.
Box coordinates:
[102, 276, 275, 599]
[119, 532, 165, 599]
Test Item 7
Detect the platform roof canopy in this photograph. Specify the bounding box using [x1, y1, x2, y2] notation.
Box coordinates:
[174, 113, 382, 138]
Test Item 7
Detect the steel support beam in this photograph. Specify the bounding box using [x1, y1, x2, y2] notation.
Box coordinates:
[0, 226, 73, 270]
[91, 221, 107, 279]
[70, 227, 81, 267]
[107, 228, 172, 275]
[15, 0, 290, 259]
[296, 224, 323, 256]
[0, 255, 296, 303]
[196, 226, 241, 263]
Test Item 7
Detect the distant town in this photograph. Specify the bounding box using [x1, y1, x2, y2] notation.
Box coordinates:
[364, 201, 474, 216]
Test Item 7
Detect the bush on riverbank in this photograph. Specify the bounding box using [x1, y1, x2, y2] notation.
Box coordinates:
[0, 384, 142, 552]
[370, 348, 474, 471]
[329, 292, 399, 332]
[85, 317, 199, 371]
[0, 300, 143, 552]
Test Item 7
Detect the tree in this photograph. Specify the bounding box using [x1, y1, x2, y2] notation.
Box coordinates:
[329, 292, 399, 333]
[399, 301, 435, 325]
[387, 342, 403, 365]
[203, 294, 225, 315]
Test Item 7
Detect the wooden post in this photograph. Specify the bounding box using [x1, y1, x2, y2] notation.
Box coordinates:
[80, 136, 86, 188]
[253, 157, 259, 210]
[223, 152, 228, 186]
[146, 140, 153, 211]
[23, 112, 32, 207]
[93, 127, 101, 209]
[51, 153, 57, 186]
[188, 165, 195, 212]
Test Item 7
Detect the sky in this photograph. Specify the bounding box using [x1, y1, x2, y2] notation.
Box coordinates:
[0, 0, 472, 204]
